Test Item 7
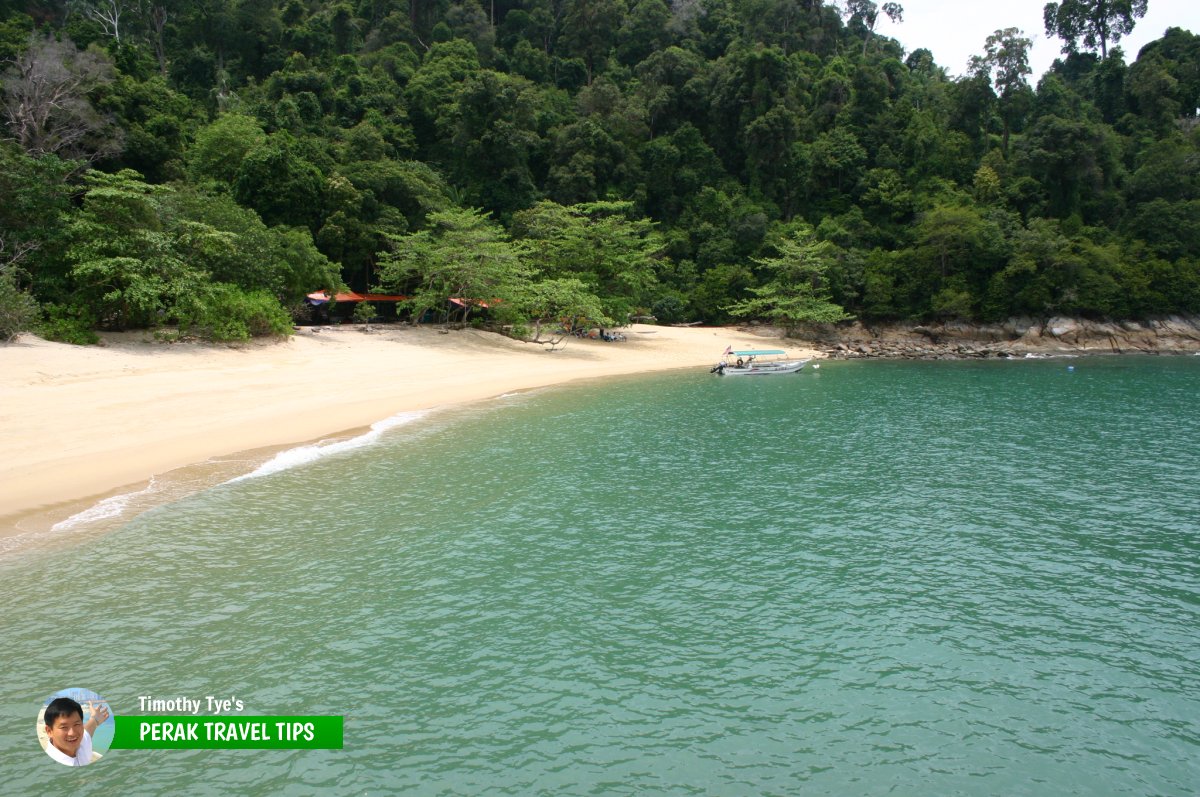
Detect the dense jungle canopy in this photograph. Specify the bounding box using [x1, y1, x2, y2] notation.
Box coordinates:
[1, 0, 1198, 341]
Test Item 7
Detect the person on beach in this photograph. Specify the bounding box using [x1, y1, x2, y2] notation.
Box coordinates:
[42, 696, 109, 766]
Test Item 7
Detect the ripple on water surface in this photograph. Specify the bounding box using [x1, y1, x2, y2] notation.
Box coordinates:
[0, 358, 1197, 795]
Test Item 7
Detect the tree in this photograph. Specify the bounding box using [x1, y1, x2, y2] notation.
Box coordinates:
[404, 38, 480, 156]
[546, 118, 630, 204]
[144, 1, 171, 76]
[638, 123, 724, 221]
[915, 204, 1005, 278]
[1125, 51, 1181, 132]
[810, 127, 867, 198]
[233, 132, 325, 230]
[511, 200, 664, 320]
[1, 35, 122, 162]
[617, 0, 671, 66]
[844, 0, 903, 57]
[188, 113, 267, 184]
[445, 70, 543, 219]
[79, 0, 130, 44]
[0, 142, 74, 294]
[163, 186, 340, 304]
[1043, 0, 1147, 59]
[969, 28, 1033, 152]
[560, 0, 627, 84]
[63, 169, 200, 330]
[1020, 114, 1121, 221]
[507, 277, 612, 341]
[725, 226, 852, 330]
[376, 207, 530, 325]
[0, 272, 39, 341]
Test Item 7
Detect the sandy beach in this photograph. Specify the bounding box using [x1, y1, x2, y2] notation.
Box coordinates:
[0, 324, 817, 541]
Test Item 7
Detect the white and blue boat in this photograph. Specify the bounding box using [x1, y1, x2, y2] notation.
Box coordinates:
[710, 349, 811, 376]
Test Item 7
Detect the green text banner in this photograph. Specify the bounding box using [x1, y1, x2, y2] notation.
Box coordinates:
[111, 716, 343, 749]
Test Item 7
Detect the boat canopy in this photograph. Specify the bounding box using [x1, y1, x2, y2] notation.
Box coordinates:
[730, 350, 787, 356]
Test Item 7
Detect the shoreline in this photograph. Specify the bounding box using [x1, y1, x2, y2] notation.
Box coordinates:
[1, 324, 813, 550]
[7, 317, 1195, 554]
[793, 316, 1200, 360]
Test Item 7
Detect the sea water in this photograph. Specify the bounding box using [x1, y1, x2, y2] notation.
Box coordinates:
[1, 357, 1198, 795]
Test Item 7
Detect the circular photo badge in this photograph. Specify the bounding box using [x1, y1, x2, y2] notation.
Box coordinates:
[37, 688, 115, 767]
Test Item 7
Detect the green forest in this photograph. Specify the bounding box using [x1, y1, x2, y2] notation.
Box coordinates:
[1, 0, 1198, 342]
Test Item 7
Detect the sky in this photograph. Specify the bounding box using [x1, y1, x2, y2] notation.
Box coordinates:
[872, 0, 1200, 81]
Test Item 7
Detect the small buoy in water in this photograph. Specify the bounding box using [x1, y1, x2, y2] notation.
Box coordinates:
[1067, 365, 1075, 371]
[812, 363, 820, 370]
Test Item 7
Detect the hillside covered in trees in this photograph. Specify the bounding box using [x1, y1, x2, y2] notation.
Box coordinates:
[1, 0, 1198, 341]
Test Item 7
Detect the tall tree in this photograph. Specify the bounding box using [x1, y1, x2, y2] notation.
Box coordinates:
[62, 169, 197, 330]
[969, 28, 1033, 152]
[512, 200, 664, 319]
[1043, 0, 1148, 59]
[724, 225, 852, 329]
[844, 0, 903, 57]
[1, 35, 122, 163]
[0, 142, 73, 293]
[377, 207, 530, 325]
[79, 0, 130, 44]
[560, 0, 627, 84]
[233, 132, 325, 230]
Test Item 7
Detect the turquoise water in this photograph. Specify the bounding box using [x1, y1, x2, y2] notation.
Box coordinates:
[2, 357, 1198, 794]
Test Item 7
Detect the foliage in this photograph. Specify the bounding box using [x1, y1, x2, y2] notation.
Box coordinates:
[38, 302, 100, 345]
[353, 300, 375, 327]
[507, 277, 613, 339]
[0, 272, 38, 341]
[511, 200, 664, 320]
[188, 113, 268, 184]
[63, 169, 196, 329]
[171, 284, 294, 342]
[725, 226, 852, 328]
[60, 168, 331, 336]
[0, 0, 1196, 335]
[1044, 0, 1147, 59]
[1, 34, 122, 162]
[377, 207, 531, 324]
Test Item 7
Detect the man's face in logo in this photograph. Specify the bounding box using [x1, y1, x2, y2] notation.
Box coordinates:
[46, 712, 85, 757]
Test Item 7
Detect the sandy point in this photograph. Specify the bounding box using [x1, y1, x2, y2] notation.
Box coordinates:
[0, 324, 820, 541]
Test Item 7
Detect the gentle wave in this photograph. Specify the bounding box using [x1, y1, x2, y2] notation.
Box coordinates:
[49, 477, 159, 531]
[225, 410, 431, 483]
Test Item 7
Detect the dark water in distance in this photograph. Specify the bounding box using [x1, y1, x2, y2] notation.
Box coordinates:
[2, 357, 1198, 795]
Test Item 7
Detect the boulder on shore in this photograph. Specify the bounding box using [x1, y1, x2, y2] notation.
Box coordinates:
[786, 316, 1200, 360]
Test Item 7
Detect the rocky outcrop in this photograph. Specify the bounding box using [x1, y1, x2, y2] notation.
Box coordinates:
[766, 316, 1200, 360]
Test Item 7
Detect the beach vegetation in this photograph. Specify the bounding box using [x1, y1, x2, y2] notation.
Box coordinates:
[725, 226, 853, 329]
[38, 302, 100, 345]
[353, 300, 376, 329]
[510, 200, 665, 322]
[172, 284, 294, 342]
[506, 276, 614, 342]
[378, 206, 531, 325]
[0, 1, 1196, 336]
[0, 272, 38, 341]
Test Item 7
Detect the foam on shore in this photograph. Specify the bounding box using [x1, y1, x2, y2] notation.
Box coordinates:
[50, 478, 160, 531]
[226, 410, 431, 484]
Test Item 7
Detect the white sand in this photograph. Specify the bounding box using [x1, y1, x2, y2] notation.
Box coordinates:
[1, 325, 817, 534]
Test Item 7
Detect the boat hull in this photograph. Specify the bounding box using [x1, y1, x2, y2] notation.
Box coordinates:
[713, 359, 809, 376]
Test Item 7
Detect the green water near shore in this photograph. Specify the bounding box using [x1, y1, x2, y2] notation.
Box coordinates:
[2, 357, 1198, 795]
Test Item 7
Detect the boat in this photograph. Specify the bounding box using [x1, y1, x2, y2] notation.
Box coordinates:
[710, 349, 811, 376]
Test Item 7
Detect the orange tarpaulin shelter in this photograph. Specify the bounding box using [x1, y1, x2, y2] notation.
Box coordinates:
[448, 297, 493, 309]
[305, 291, 408, 304]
